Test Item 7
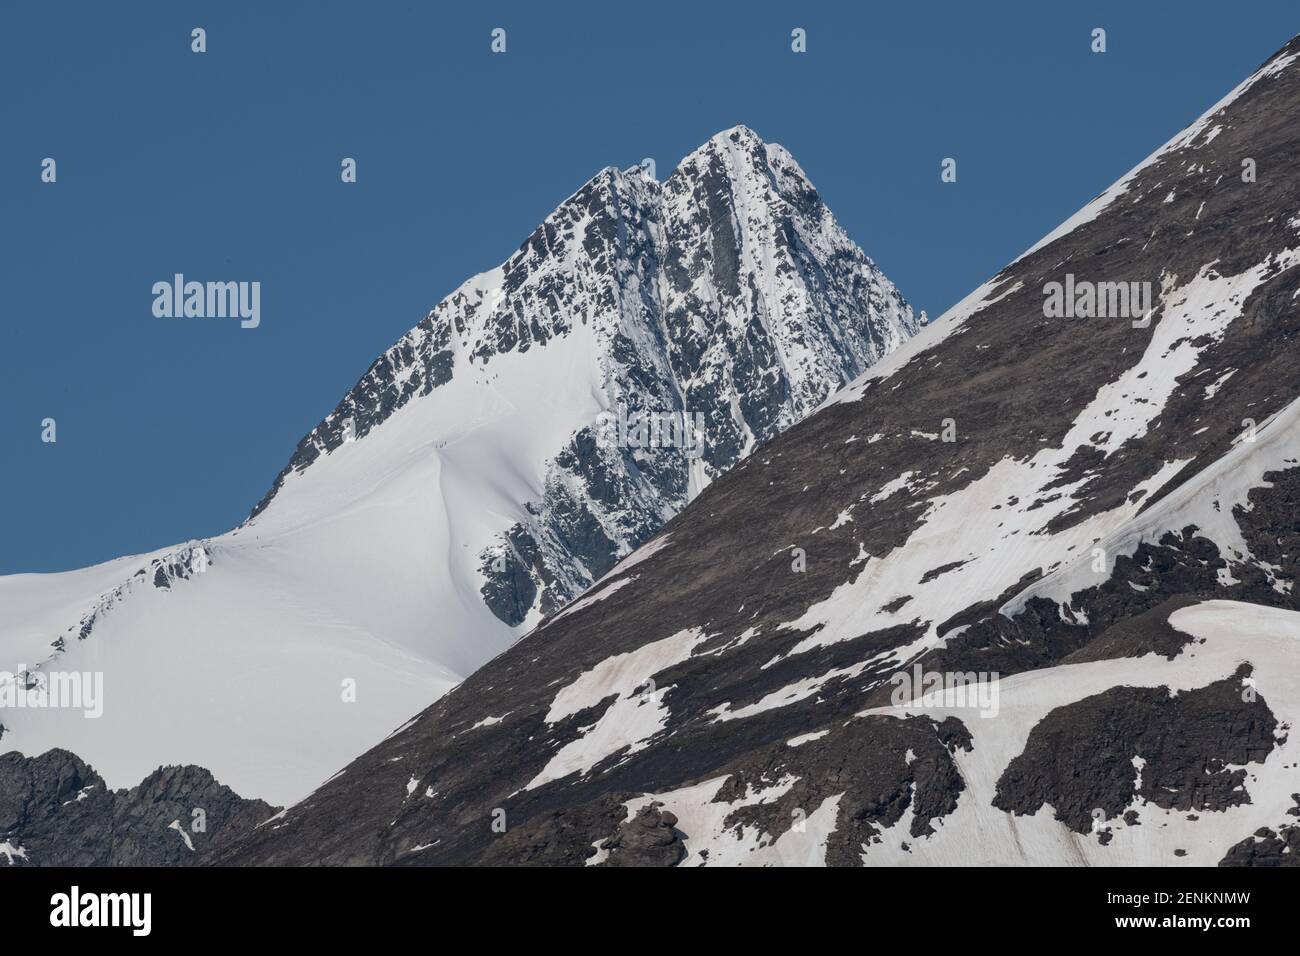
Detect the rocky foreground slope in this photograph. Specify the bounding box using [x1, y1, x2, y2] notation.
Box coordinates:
[0, 750, 274, 866]
[213, 35, 1300, 866]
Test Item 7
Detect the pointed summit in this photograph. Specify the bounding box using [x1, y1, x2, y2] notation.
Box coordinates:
[659, 126, 915, 456]
[0, 128, 916, 806]
[676, 124, 803, 196]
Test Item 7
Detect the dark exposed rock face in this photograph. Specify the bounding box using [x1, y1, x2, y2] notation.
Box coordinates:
[0, 749, 276, 867]
[1220, 826, 1300, 866]
[994, 667, 1278, 834]
[1219, 795, 1300, 866]
[708, 714, 973, 866]
[599, 804, 685, 867]
[440, 796, 683, 868]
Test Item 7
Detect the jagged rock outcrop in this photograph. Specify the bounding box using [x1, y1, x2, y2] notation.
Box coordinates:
[0, 749, 276, 866]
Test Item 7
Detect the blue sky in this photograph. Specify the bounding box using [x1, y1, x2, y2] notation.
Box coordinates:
[2, 1, 1297, 574]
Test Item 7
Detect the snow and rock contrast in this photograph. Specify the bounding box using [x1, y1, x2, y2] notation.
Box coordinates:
[0, 127, 916, 808]
[0, 749, 275, 866]
[212, 35, 1300, 866]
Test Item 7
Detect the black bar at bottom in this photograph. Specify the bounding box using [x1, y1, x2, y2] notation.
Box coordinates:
[0, 865, 1286, 941]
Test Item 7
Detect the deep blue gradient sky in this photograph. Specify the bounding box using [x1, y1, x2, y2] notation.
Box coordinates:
[3, 1, 1297, 574]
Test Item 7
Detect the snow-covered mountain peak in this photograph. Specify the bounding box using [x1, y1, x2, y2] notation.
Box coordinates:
[670, 124, 820, 227]
[240, 126, 917, 629]
[0, 128, 916, 806]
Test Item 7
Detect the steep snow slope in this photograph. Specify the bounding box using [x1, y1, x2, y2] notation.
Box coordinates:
[212, 35, 1300, 867]
[0, 127, 916, 806]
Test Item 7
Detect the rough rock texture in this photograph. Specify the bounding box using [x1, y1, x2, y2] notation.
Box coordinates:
[994, 666, 1278, 832]
[599, 804, 686, 867]
[1219, 795, 1300, 866]
[0, 749, 276, 867]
